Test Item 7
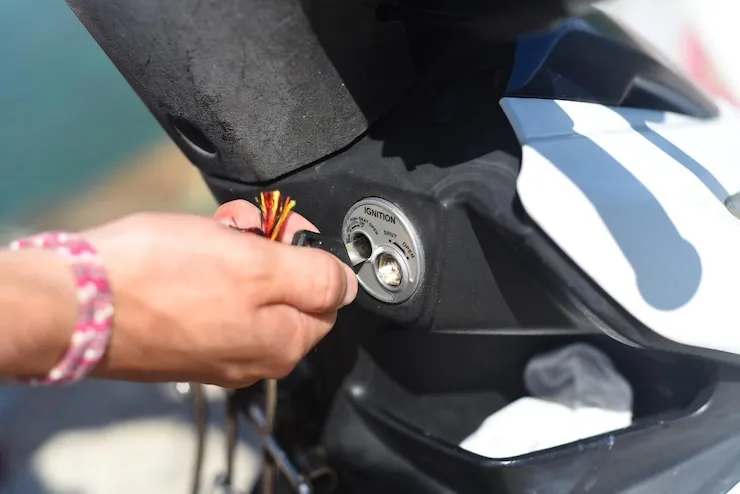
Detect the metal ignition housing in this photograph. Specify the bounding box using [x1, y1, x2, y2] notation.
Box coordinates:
[342, 198, 424, 304]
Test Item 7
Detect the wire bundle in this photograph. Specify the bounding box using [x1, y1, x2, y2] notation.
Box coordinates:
[255, 190, 296, 240]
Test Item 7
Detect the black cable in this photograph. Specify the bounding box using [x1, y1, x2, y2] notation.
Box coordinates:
[225, 391, 239, 486]
[191, 383, 208, 494]
[261, 379, 279, 494]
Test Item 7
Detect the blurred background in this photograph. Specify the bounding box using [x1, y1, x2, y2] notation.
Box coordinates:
[0, 2, 252, 494]
[0, 1, 216, 241]
[0, 0, 737, 493]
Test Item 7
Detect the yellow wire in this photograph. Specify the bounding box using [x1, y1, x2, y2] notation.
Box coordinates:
[270, 198, 296, 241]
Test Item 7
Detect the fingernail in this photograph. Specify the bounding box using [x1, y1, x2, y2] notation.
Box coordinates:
[217, 216, 237, 228]
[342, 265, 359, 307]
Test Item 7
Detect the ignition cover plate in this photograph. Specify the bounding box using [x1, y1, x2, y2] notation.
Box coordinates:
[342, 197, 424, 304]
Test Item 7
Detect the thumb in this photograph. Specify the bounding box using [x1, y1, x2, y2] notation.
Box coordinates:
[266, 242, 358, 312]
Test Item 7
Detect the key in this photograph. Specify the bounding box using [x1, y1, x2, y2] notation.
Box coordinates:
[291, 230, 370, 269]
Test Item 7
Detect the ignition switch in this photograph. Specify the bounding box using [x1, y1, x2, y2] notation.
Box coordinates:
[341, 198, 424, 304]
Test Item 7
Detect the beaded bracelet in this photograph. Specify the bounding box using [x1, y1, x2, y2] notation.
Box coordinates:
[8, 232, 114, 386]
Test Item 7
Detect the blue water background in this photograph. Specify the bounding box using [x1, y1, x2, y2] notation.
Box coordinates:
[0, 1, 164, 222]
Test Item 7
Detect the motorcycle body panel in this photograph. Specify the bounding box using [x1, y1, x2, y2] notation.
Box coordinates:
[505, 95, 740, 357]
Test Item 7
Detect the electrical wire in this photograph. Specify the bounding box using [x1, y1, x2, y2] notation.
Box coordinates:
[251, 190, 293, 494]
[225, 390, 238, 486]
[261, 378, 279, 494]
[191, 383, 208, 494]
[224, 190, 293, 494]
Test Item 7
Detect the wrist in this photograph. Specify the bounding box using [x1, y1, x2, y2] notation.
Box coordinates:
[4, 231, 115, 385]
[0, 249, 77, 378]
[80, 227, 170, 382]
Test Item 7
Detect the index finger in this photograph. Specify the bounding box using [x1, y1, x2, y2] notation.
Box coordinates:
[213, 199, 318, 244]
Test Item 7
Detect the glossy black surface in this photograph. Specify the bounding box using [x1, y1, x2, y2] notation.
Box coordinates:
[506, 14, 718, 118]
[319, 333, 737, 494]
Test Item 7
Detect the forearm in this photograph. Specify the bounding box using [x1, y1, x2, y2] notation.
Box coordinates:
[0, 249, 76, 379]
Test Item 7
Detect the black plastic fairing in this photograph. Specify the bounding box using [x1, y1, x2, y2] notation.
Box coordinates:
[506, 13, 719, 119]
[65, 0, 605, 184]
[65, 0, 416, 183]
[204, 36, 589, 333]
[202, 14, 718, 338]
[376, 0, 595, 42]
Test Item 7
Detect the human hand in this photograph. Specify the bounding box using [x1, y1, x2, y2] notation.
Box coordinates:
[83, 200, 358, 387]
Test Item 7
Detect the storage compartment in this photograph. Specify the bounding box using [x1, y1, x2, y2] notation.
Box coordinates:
[357, 331, 714, 454]
[321, 331, 728, 493]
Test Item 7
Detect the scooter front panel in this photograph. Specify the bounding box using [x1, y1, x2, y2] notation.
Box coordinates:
[505, 96, 740, 356]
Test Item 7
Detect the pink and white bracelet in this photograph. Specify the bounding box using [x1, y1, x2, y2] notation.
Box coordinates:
[9, 232, 114, 386]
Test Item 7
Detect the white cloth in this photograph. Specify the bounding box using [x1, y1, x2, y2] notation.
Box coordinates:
[459, 343, 633, 458]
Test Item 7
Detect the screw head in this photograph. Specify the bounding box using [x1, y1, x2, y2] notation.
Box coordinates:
[376, 253, 403, 287]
